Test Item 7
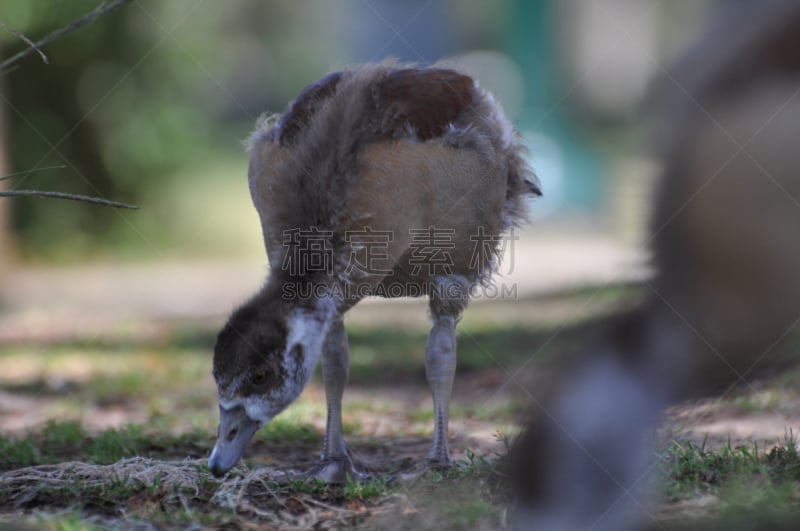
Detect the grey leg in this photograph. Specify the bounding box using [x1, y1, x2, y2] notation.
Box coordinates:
[321, 318, 348, 460]
[309, 318, 368, 483]
[425, 275, 470, 467]
[426, 314, 457, 466]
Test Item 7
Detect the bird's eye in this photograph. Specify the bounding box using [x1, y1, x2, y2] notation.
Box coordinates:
[252, 370, 269, 385]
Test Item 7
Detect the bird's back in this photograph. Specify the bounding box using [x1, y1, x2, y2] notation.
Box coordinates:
[247, 62, 538, 292]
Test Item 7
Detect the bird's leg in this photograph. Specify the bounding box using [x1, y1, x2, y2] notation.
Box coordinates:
[392, 311, 459, 484]
[425, 313, 458, 466]
[423, 275, 470, 470]
[307, 318, 369, 483]
[321, 318, 349, 460]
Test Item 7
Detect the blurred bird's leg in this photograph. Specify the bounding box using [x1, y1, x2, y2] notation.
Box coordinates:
[512, 360, 662, 530]
[511, 308, 689, 531]
[308, 318, 369, 483]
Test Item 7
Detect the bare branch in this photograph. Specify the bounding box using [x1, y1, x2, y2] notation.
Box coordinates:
[0, 21, 48, 64]
[0, 0, 134, 74]
[0, 190, 139, 209]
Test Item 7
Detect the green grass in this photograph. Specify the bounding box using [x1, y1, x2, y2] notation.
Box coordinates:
[284, 477, 330, 496]
[34, 512, 105, 531]
[6, 418, 800, 529]
[343, 477, 390, 501]
[661, 435, 800, 511]
[89, 425, 149, 464]
[0, 420, 212, 470]
[257, 418, 321, 443]
[0, 438, 36, 468]
[3, 287, 800, 529]
[42, 420, 85, 447]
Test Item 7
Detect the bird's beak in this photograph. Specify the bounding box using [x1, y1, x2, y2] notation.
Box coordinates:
[208, 404, 262, 477]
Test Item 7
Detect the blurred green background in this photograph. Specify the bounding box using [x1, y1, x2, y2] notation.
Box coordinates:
[0, 0, 716, 262]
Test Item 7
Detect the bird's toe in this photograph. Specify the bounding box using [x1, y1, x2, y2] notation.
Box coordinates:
[305, 454, 371, 484]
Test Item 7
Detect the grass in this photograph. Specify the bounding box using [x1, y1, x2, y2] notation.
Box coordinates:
[343, 477, 390, 501]
[6, 416, 797, 528]
[0, 438, 36, 468]
[658, 435, 800, 524]
[663, 438, 767, 500]
[257, 418, 321, 443]
[3, 287, 800, 528]
[0, 421, 199, 470]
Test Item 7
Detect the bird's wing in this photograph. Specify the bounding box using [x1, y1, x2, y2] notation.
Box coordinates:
[276, 71, 346, 145]
[369, 68, 475, 141]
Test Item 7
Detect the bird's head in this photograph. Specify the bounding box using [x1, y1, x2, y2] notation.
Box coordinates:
[208, 291, 334, 477]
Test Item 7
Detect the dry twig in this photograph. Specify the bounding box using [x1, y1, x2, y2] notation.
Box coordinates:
[0, 21, 48, 64]
[0, 0, 134, 74]
[0, 189, 138, 209]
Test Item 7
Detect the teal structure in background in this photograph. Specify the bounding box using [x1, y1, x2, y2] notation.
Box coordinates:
[506, 0, 604, 216]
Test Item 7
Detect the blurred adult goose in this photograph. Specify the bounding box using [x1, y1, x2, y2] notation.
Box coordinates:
[510, 2, 800, 528]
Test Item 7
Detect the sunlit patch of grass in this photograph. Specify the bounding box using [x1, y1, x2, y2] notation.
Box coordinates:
[0, 346, 212, 393]
[661, 435, 800, 510]
[271, 396, 327, 426]
[407, 408, 435, 423]
[0, 344, 218, 436]
[89, 425, 148, 464]
[343, 477, 389, 501]
[342, 420, 362, 436]
[258, 419, 320, 443]
[42, 420, 85, 447]
[343, 399, 395, 415]
[663, 439, 765, 500]
[451, 400, 520, 422]
[34, 512, 105, 531]
[84, 373, 152, 403]
[732, 389, 784, 414]
[344, 323, 563, 387]
[147, 409, 217, 436]
[346, 328, 427, 381]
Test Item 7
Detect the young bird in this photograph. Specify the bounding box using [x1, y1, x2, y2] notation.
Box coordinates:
[208, 62, 539, 482]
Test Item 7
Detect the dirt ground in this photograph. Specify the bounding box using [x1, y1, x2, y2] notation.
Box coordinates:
[1, 240, 793, 452]
[2, 243, 800, 528]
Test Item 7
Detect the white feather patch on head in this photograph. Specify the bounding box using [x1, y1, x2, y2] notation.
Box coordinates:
[218, 397, 242, 410]
[243, 396, 273, 424]
[218, 396, 272, 425]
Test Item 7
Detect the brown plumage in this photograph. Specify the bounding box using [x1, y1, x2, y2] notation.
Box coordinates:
[209, 62, 539, 481]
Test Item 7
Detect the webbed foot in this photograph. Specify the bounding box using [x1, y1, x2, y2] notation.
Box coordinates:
[304, 450, 371, 483]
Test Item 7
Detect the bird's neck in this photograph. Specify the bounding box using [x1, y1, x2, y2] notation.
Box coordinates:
[285, 296, 337, 383]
